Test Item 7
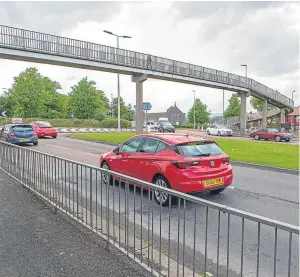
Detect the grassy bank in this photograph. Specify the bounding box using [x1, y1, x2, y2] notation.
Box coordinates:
[67, 133, 299, 170]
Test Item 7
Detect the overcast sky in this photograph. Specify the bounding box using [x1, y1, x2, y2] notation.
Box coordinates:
[0, 1, 299, 114]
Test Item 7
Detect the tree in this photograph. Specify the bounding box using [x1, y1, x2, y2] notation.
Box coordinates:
[250, 97, 275, 112]
[224, 94, 240, 118]
[7, 67, 62, 118]
[110, 97, 135, 121]
[68, 77, 109, 120]
[187, 98, 210, 126]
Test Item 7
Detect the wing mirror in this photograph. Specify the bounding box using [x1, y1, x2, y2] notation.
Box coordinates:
[114, 146, 120, 155]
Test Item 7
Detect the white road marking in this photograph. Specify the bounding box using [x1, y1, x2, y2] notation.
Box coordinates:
[45, 144, 100, 157]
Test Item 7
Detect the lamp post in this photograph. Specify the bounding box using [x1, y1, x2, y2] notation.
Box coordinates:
[292, 90, 295, 101]
[241, 64, 247, 87]
[104, 30, 132, 131]
[192, 90, 196, 129]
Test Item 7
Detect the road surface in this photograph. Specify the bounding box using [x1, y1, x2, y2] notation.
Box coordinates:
[16, 135, 299, 276]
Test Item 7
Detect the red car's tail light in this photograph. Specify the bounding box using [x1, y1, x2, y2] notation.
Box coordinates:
[222, 157, 230, 164]
[171, 160, 199, 169]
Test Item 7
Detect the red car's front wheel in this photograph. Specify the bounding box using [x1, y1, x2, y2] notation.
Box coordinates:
[153, 175, 172, 206]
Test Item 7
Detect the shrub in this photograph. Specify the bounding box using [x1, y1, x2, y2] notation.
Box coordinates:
[99, 118, 131, 128]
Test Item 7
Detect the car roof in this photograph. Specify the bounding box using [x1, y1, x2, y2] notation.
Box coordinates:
[136, 133, 215, 145]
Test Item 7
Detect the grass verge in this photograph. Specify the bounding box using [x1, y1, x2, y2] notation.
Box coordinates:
[67, 133, 299, 170]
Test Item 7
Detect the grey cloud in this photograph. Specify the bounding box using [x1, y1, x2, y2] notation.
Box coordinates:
[0, 1, 122, 34]
[173, 1, 283, 40]
[173, 1, 298, 77]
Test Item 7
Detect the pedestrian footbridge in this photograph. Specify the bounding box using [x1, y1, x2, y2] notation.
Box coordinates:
[0, 25, 294, 134]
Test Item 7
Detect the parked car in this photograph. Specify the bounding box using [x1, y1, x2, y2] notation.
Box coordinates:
[0, 124, 38, 145]
[30, 121, 57, 138]
[247, 126, 261, 135]
[250, 128, 292, 142]
[206, 124, 233, 136]
[158, 122, 175, 133]
[99, 133, 233, 206]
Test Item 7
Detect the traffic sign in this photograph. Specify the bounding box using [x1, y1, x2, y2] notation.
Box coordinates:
[0, 110, 9, 117]
[133, 103, 152, 111]
[143, 102, 152, 111]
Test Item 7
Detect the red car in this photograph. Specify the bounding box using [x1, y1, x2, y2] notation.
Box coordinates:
[100, 133, 233, 205]
[30, 121, 58, 139]
[250, 128, 292, 142]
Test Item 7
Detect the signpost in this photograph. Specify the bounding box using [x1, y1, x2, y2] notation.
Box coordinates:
[0, 110, 10, 125]
[133, 102, 152, 125]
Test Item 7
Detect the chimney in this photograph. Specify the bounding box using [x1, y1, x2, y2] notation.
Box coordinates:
[174, 102, 177, 107]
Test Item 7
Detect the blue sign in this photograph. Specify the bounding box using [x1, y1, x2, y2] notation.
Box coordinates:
[143, 102, 152, 111]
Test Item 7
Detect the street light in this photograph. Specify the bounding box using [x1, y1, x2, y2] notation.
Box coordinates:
[241, 64, 247, 87]
[292, 90, 295, 101]
[192, 90, 196, 129]
[103, 30, 132, 131]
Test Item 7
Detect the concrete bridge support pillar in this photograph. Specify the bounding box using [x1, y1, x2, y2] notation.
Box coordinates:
[132, 74, 147, 134]
[280, 108, 286, 132]
[238, 92, 249, 135]
[262, 100, 268, 128]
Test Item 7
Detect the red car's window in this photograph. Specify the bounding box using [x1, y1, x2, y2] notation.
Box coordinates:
[120, 137, 144, 153]
[177, 142, 224, 157]
[140, 138, 160, 153]
[37, 121, 52, 127]
[156, 142, 166, 153]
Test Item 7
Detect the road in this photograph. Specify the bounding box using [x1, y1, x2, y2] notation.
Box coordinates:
[19, 134, 299, 276]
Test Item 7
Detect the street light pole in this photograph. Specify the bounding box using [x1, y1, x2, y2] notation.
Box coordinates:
[292, 90, 295, 101]
[193, 90, 196, 129]
[222, 89, 225, 116]
[104, 30, 132, 132]
[241, 64, 247, 87]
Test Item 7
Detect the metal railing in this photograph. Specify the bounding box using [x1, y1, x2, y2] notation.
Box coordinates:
[0, 141, 298, 277]
[0, 25, 294, 110]
[221, 108, 281, 126]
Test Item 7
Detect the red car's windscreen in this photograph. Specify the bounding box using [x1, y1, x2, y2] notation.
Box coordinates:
[176, 142, 224, 157]
[37, 121, 52, 128]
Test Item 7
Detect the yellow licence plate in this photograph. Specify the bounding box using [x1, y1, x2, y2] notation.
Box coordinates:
[20, 138, 29, 142]
[203, 178, 223, 187]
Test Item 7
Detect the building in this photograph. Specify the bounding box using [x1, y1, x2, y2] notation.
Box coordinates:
[285, 106, 300, 130]
[144, 102, 186, 125]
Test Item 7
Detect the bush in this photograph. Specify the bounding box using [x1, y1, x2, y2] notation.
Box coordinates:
[99, 118, 131, 129]
[0, 117, 101, 128]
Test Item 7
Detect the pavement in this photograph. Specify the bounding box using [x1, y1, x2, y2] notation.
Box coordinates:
[0, 171, 154, 277]
[22, 134, 299, 277]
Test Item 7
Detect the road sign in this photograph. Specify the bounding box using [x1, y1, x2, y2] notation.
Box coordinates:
[143, 102, 152, 111]
[133, 103, 152, 111]
[0, 110, 9, 117]
[71, 114, 75, 119]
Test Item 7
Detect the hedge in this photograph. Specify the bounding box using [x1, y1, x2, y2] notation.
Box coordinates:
[0, 117, 132, 128]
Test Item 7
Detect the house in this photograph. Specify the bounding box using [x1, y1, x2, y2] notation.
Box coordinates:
[144, 102, 186, 125]
[285, 106, 300, 130]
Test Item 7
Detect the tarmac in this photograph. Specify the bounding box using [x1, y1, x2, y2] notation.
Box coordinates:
[0, 171, 154, 277]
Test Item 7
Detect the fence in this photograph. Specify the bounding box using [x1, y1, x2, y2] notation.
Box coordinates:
[0, 141, 298, 277]
[0, 25, 294, 109]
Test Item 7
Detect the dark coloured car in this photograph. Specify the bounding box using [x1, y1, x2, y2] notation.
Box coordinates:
[0, 124, 38, 145]
[158, 122, 175, 133]
[250, 128, 292, 142]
